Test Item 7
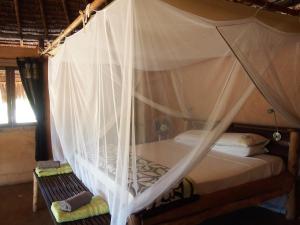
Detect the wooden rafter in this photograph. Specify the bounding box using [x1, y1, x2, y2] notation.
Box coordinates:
[38, 0, 48, 39]
[230, 0, 300, 16]
[0, 31, 57, 40]
[42, 0, 106, 54]
[253, 0, 300, 15]
[279, 0, 300, 8]
[13, 0, 22, 41]
[61, 0, 71, 25]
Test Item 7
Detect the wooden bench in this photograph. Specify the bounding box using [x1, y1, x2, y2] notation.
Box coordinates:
[33, 172, 110, 225]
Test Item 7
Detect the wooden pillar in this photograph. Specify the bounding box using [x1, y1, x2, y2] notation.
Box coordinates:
[42, 57, 52, 159]
[128, 214, 142, 225]
[286, 130, 299, 220]
[6, 68, 16, 127]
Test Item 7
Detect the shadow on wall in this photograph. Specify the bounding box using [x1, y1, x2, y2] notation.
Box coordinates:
[0, 127, 36, 186]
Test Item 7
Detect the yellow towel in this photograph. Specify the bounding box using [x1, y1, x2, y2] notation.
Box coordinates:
[35, 163, 73, 177]
[51, 196, 109, 223]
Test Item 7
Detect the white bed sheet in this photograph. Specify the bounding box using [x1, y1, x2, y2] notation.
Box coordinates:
[136, 140, 284, 195]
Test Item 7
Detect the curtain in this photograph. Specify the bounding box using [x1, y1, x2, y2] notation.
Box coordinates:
[17, 58, 48, 161]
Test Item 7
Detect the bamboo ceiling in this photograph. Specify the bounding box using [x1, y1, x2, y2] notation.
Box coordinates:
[0, 0, 112, 47]
[0, 0, 299, 48]
[227, 0, 300, 15]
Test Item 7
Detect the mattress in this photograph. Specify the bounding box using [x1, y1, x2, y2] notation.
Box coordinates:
[136, 140, 285, 195]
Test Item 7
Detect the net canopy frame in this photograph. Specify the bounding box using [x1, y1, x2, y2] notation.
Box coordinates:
[48, 0, 300, 225]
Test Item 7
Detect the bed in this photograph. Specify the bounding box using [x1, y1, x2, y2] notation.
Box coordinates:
[33, 123, 298, 225]
[128, 123, 299, 225]
[136, 140, 284, 195]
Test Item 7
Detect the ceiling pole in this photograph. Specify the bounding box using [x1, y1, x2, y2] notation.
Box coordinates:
[61, 0, 71, 25]
[38, 0, 48, 40]
[13, 0, 23, 45]
[41, 0, 106, 55]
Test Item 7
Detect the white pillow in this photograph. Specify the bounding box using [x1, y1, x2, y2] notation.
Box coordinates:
[215, 133, 269, 147]
[174, 130, 206, 147]
[212, 145, 268, 157]
[174, 130, 269, 156]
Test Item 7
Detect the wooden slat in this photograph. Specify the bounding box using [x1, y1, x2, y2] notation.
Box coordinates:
[61, 0, 71, 25]
[13, 0, 22, 41]
[251, 0, 300, 16]
[37, 0, 48, 39]
[228, 0, 300, 16]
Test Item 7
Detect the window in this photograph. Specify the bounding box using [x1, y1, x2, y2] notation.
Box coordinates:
[0, 67, 36, 127]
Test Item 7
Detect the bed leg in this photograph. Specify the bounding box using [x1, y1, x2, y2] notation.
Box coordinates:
[286, 130, 299, 220]
[128, 214, 142, 225]
[33, 173, 38, 213]
[287, 188, 296, 220]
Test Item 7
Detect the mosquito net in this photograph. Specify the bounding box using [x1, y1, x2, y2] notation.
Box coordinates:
[48, 0, 300, 224]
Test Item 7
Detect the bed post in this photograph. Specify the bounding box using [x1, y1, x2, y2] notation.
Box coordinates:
[286, 129, 299, 220]
[128, 214, 142, 225]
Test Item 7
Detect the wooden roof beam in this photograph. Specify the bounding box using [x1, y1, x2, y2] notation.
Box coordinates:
[38, 0, 48, 39]
[0, 31, 58, 40]
[252, 0, 300, 16]
[42, 0, 106, 55]
[61, 0, 71, 25]
[230, 0, 300, 16]
[13, 0, 22, 44]
[277, 0, 300, 8]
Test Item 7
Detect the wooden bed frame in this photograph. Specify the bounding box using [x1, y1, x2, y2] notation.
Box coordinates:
[128, 123, 300, 225]
[33, 123, 299, 225]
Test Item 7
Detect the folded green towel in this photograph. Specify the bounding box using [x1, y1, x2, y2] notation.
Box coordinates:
[51, 196, 109, 223]
[35, 163, 72, 177]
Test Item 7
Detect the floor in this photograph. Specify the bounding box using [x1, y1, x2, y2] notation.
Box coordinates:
[0, 182, 299, 225]
[0, 182, 52, 225]
[201, 207, 300, 225]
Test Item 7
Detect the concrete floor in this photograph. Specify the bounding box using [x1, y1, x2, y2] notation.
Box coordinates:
[0, 182, 52, 225]
[0, 182, 299, 225]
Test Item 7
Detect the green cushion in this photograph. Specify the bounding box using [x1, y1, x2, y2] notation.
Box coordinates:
[35, 163, 72, 177]
[51, 196, 109, 223]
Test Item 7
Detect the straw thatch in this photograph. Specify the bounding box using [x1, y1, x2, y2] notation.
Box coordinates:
[0, 0, 298, 48]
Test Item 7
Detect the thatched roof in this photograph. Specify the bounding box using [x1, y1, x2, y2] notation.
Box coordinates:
[0, 0, 299, 48]
[228, 0, 300, 15]
[0, 0, 112, 47]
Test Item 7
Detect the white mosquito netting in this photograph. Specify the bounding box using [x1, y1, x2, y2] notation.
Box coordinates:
[48, 0, 300, 224]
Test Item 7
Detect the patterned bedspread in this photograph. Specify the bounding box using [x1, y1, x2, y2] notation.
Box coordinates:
[129, 157, 196, 208]
[96, 146, 196, 207]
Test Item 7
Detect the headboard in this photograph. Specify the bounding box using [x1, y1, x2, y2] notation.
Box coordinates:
[183, 120, 299, 171]
[228, 123, 291, 160]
